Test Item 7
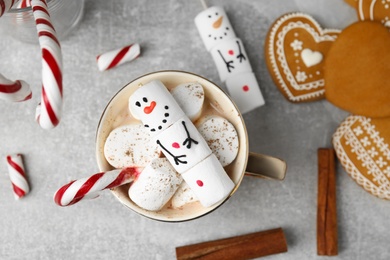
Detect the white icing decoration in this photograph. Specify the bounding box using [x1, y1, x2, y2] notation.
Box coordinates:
[290, 39, 303, 51]
[301, 48, 323, 67]
[333, 115, 390, 200]
[358, 0, 366, 20]
[370, 0, 377, 20]
[267, 13, 340, 101]
[295, 71, 307, 82]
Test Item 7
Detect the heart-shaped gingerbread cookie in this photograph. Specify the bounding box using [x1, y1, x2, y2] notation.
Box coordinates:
[333, 115, 390, 199]
[324, 21, 390, 118]
[356, 0, 390, 26]
[265, 13, 340, 102]
[345, 0, 358, 7]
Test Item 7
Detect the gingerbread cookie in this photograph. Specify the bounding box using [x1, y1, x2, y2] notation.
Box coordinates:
[265, 13, 340, 103]
[357, 0, 390, 26]
[324, 21, 390, 118]
[345, 0, 359, 7]
[333, 115, 390, 199]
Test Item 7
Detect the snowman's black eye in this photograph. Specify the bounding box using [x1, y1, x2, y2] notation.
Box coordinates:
[135, 101, 141, 107]
[208, 15, 211, 18]
[215, 12, 218, 15]
[143, 97, 148, 102]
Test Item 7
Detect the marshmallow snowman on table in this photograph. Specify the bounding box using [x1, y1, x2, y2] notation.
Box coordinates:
[128, 80, 235, 208]
[195, 6, 265, 114]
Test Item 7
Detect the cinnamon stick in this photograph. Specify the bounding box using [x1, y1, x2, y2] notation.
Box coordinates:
[175, 228, 287, 260]
[317, 148, 338, 256]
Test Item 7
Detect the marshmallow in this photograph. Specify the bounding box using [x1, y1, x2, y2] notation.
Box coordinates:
[194, 6, 236, 51]
[171, 181, 199, 208]
[129, 80, 234, 208]
[129, 158, 182, 211]
[210, 38, 252, 82]
[129, 80, 185, 137]
[181, 153, 234, 207]
[154, 115, 212, 174]
[104, 124, 160, 168]
[225, 72, 265, 114]
[170, 82, 204, 121]
[197, 116, 239, 167]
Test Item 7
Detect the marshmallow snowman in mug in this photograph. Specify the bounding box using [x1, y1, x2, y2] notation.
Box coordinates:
[129, 80, 235, 208]
[96, 71, 286, 222]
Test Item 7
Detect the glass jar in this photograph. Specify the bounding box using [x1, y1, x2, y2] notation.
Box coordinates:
[0, 0, 84, 43]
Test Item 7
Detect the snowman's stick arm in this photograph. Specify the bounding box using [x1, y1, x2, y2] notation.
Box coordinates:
[182, 121, 199, 149]
[156, 140, 187, 165]
[236, 40, 246, 62]
[218, 50, 234, 72]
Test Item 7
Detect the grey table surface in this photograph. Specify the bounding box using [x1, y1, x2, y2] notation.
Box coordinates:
[0, 0, 389, 259]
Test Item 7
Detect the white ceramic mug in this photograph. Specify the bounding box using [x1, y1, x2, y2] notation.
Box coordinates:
[96, 70, 286, 222]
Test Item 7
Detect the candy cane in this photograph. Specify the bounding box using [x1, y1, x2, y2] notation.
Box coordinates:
[0, 0, 16, 17]
[17, 0, 32, 8]
[96, 43, 141, 71]
[54, 167, 143, 207]
[0, 73, 32, 102]
[6, 154, 30, 200]
[31, 0, 63, 129]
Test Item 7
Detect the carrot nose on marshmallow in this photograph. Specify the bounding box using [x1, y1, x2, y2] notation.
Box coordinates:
[213, 16, 223, 29]
[144, 101, 156, 114]
[129, 80, 185, 137]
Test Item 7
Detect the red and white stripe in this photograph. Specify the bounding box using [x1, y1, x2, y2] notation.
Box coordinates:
[17, 0, 32, 8]
[0, 0, 16, 17]
[6, 154, 30, 200]
[54, 167, 143, 207]
[0, 73, 32, 102]
[31, 0, 63, 129]
[96, 43, 141, 71]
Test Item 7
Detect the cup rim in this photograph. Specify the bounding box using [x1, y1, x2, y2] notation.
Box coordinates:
[95, 70, 249, 222]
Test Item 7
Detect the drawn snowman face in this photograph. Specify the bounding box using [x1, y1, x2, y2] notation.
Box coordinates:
[129, 81, 184, 136]
[195, 6, 236, 51]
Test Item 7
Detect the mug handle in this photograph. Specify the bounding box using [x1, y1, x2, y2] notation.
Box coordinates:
[245, 152, 287, 181]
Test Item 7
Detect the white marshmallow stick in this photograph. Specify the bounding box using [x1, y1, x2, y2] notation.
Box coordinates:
[195, 6, 236, 52]
[195, 6, 265, 113]
[225, 72, 265, 114]
[129, 80, 185, 137]
[153, 115, 212, 174]
[171, 181, 199, 208]
[129, 158, 183, 211]
[128, 80, 234, 207]
[181, 153, 234, 207]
